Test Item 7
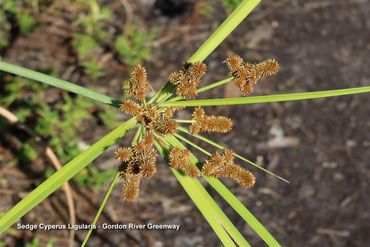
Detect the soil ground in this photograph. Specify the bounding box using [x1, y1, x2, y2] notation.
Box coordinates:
[1, 0, 370, 246]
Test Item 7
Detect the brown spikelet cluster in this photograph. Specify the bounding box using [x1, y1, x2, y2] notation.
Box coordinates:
[116, 56, 279, 203]
[124, 65, 151, 101]
[120, 100, 143, 119]
[189, 107, 233, 135]
[114, 147, 133, 162]
[169, 62, 207, 99]
[153, 115, 177, 135]
[169, 148, 201, 177]
[117, 133, 157, 203]
[202, 150, 255, 188]
[226, 55, 279, 95]
[121, 174, 141, 203]
[120, 99, 180, 136]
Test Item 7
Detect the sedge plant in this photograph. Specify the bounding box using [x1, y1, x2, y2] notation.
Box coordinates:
[1, 0, 370, 246]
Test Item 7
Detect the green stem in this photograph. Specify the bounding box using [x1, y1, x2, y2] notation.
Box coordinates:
[175, 119, 195, 123]
[164, 77, 234, 103]
[81, 172, 120, 247]
[0, 118, 137, 233]
[160, 86, 370, 107]
[177, 126, 289, 183]
[0, 60, 120, 107]
[81, 126, 142, 246]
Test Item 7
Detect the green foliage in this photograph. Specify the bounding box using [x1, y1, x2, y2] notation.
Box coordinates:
[98, 106, 121, 129]
[74, 166, 116, 189]
[71, 0, 112, 79]
[0, 0, 36, 43]
[21, 143, 38, 161]
[221, 0, 243, 12]
[0, 75, 93, 163]
[25, 238, 40, 247]
[0, 11, 10, 47]
[25, 237, 54, 247]
[72, 34, 103, 80]
[199, 1, 214, 19]
[73, 0, 112, 40]
[114, 26, 156, 66]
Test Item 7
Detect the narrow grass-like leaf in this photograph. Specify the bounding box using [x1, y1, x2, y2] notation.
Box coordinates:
[160, 86, 370, 107]
[177, 126, 288, 183]
[81, 171, 120, 247]
[166, 135, 281, 247]
[206, 176, 282, 247]
[82, 126, 143, 246]
[188, 0, 261, 63]
[154, 141, 240, 247]
[0, 60, 120, 107]
[0, 118, 137, 233]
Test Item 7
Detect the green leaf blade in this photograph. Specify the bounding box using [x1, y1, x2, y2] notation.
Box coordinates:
[0, 118, 137, 233]
[0, 60, 120, 107]
[160, 86, 370, 107]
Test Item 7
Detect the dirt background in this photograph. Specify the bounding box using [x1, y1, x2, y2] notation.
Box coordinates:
[1, 0, 370, 246]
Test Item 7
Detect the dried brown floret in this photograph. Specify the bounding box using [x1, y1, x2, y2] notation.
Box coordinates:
[190, 62, 207, 78]
[154, 116, 177, 135]
[202, 150, 255, 188]
[121, 174, 142, 203]
[189, 107, 233, 134]
[202, 116, 233, 133]
[226, 54, 244, 72]
[169, 62, 207, 99]
[254, 59, 280, 77]
[115, 147, 133, 162]
[228, 164, 255, 188]
[125, 65, 151, 100]
[120, 100, 143, 119]
[169, 148, 201, 177]
[169, 71, 186, 85]
[140, 161, 157, 177]
[163, 107, 181, 118]
[226, 55, 279, 95]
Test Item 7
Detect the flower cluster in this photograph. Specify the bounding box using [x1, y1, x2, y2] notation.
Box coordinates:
[169, 62, 207, 99]
[115, 55, 279, 203]
[115, 133, 157, 203]
[120, 101, 178, 136]
[189, 107, 233, 135]
[168, 147, 201, 177]
[124, 65, 151, 101]
[202, 150, 255, 188]
[226, 54, 279, 95]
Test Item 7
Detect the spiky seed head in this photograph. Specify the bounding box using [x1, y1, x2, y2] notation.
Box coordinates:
[131, 65, 147, 82]
[189, 122, 202, 135]
[255, 59, 280, 77]
[115, 147, 133, 162]
[122, 174, 142, 203]
[239, 82, 254, 95]
[192, 107, 205, 120]
[120, 100, 143, 118]
[126, 65, 151, 101]
[223, 149, 235, 164]
[140, 161, 157, 177]
[190, 62, 207, 78]
[154, 116, 177, 135]
[168, 148, 200, 177]
[169, 71, 186, 85]
[227, 165, 256, 188]
[226, 54, 244, 72]
[202, 116, 233, 133]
